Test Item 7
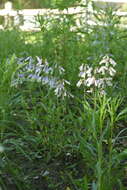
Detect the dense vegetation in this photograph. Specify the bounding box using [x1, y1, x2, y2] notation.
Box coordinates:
[0, 0, 81, 9]
[0, 0, 125, 10]
[0, 2, 127, 190]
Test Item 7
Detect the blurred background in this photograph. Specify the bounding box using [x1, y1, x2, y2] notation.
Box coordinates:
[0, 0, 126, 10]
[0, 0, 54, 9]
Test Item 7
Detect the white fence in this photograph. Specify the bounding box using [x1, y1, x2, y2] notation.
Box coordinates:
[0, 1, 127, 31]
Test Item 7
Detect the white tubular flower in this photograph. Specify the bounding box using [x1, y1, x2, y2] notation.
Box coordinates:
[96, 78, 105, 88]
[54, 88, 61, 97]
[54, 81, 65, 97]
[58, 66, 65, 75]
[98, 66, 108, 75]
[36, 56, 42, 65]
[41, 60, 53, 74]
[109, 67, 116, 76]
[99, 55, 117, 67]
[26, 63, 34, 71]
[23, 56, 31, 63]
[42, 65, 53, 74]
[86, 67, 93, 77]
[86, 89, 93, 93]
[79, 71, 86, 78]
[45, 60, 49, 66]
[48, 77, 57, 88]
[77, 79, 83, 87]
[54, 79, 71, 98]
[86, 77, 95, 87]
[100, 89, 106, 95]
[35, 66, 42, 75]
[28, 74, 42, 82]
[99, 59, 106, 65]
[94, 68, 99, 74]
[17, 58, 24, 65]
[42, 76, 50, 84]
[99, 55, 109, 65]
[65, 80, 71, 85]
[79, 65, 92, 78]
[79, 64, 84, 71]
[99, 55, 110, 68]
[109, 58, 117, 67]
[95, 79, 101, 87]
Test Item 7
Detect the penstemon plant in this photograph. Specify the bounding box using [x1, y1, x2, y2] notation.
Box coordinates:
[77, 54, 117, 95]
[11, 56, 73, 99]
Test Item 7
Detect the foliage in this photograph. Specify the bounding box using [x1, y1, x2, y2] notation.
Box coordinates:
[0, 3, 127, 190]
[0, 0, 82, 9]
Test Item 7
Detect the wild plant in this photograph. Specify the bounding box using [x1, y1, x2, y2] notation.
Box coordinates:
[77, 54, 117, 95]
[74, 91, 127, 190]
[74, 54, 127, 189]
[0, 55, 19, 139]
[11, 55, 73, 99]
[0, 2, 127, 189]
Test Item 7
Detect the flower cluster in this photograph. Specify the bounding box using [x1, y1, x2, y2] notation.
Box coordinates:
[11, 56, 72, 99]
[77, 55, 117, 94]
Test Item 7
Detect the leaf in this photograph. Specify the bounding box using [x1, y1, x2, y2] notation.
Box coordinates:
[117, 149, 127, 160]
[117, 107, 127, 121]
[83, 177, 88, 190]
